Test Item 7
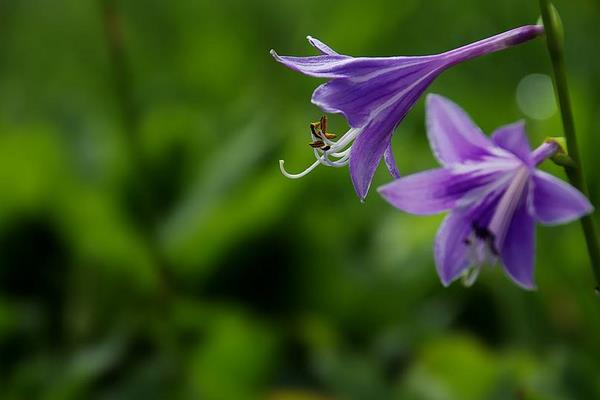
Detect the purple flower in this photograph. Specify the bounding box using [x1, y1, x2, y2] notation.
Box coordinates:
[272, 25, 544, 201]
[378, 95, 593, 289]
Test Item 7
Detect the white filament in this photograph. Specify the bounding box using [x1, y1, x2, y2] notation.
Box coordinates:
[279, 127, 361, 179]
[279, 159, 321, 179]
[461, 266, 482, 287]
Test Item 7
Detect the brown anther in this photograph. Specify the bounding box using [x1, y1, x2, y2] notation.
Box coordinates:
[310, 123, 321, 138]
[322, 145, 331, 151]
[309, 140, 325, 148]
[310, 116, 337, 142]
[320, 115, 328, 133]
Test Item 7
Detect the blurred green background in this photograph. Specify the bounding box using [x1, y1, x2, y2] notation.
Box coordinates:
[1, 0, 600, 399]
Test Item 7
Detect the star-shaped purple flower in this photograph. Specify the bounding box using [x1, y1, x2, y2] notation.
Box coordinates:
[378, 94, 593, 289]
[272, 25, 544, 200]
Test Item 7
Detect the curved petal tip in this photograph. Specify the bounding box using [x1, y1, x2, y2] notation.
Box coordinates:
[504, 270, 538, 290]
[306, 35, 339, 55]
[439, 272, 453, 287]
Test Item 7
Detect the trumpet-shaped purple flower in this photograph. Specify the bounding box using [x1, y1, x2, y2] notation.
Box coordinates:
[272, 25, 544, 200]
[379, 94, 593, 289]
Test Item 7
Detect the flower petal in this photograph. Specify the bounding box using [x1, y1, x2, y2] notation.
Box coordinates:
[306, 36, 339, 55]
[435, 211, 471, 286]
[500, 196, 536, 289]
[442, 25, 544, 66]
[491, 121, 532, 164]
[383, 142, 401, 179]
[378, 168, 502, 215]
[435, 191, 503, 286]
[426, 94, 494, 165]
[349, 122, 393, 201]
[270, 50, 352, 78]
[349, 72, 439, 200]
[311, 57, 439, 127]
[272, 48, 436, 82]
[532, 170, 593, 225]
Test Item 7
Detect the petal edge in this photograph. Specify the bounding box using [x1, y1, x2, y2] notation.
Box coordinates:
[532, 170, 593, 225]
[426, 94, 494, 165]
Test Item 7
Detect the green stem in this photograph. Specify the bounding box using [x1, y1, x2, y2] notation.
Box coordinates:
[539, 0, 600, 292]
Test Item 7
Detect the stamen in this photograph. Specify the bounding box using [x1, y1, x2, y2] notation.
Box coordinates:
[310, 124, 320, 138]
[461, 266, 481, 287]
[321, 154, 349, 167]
[461, 225, 499, 287]
[333, 127, 361, 148]
[320, 115, 328, 133]
[312, 148, 347, 167]
[279, 159, 322, 179]
[279, 119, 361, 180]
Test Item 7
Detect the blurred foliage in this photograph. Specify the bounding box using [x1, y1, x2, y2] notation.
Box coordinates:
[1, 0, 600, 399]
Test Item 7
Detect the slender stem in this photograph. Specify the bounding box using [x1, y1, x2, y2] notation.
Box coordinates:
[539, 0, 600, 291]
